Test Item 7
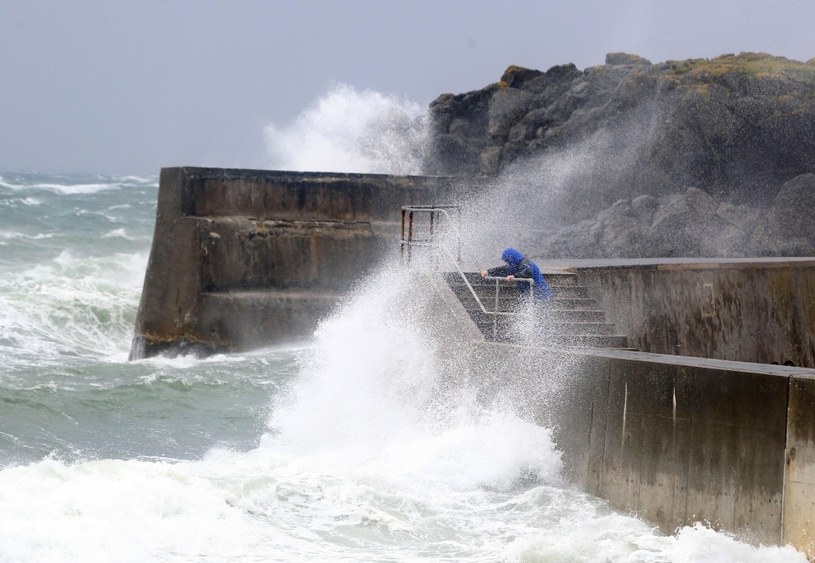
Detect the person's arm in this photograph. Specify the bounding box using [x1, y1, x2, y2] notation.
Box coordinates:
[482, 265, 510, 278]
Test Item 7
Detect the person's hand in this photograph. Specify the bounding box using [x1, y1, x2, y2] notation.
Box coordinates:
[506, 275, 514, 281]
[480, 270, 488, 278]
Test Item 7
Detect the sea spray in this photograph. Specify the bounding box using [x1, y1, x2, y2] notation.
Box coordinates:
[265, 83, 429, 175]
[262, 262, 563, 485]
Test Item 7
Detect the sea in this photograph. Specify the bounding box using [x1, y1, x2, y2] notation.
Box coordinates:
[0, 80, 809, 562]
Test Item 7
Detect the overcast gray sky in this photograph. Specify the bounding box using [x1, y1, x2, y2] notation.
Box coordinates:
[2, 0, 814, 175]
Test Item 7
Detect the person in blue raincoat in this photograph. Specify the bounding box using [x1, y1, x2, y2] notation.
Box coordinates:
[480, 247, 553, 301]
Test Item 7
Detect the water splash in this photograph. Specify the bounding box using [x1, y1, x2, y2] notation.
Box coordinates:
[264, 265, 563, 490]
[264, 83, 429, 175]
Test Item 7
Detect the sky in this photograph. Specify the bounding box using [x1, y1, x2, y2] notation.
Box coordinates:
[1, 0, 814, 175]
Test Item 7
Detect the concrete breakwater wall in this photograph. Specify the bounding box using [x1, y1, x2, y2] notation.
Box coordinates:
[130, 167, 457, 358]
[574, 259, 815, 368]
[556, 351, 815, 552]
[422, 275, 815, 554]
[473, 344, 815, 553]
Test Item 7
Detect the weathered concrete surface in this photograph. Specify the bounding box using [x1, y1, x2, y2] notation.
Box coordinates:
[583, 354, 789, 545]
[130, 167, 458, 358]
[421, 276, 815, 555]
[573, 259, 815, 368]
[785, 376, 815, 553]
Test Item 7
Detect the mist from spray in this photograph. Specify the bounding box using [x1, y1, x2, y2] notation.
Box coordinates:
[264, 83, 429, 175]
[449, 98, 765, 262]
[443, 105, 675, 265]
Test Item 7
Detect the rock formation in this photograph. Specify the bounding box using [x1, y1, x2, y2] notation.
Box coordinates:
[426, 52, 815, 257]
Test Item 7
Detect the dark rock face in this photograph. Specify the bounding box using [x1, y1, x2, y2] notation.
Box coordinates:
[426, 52, 815, 257]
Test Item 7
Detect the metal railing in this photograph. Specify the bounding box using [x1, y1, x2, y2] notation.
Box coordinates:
[400, 205, 461, 263]
[400, 205, 534, 337]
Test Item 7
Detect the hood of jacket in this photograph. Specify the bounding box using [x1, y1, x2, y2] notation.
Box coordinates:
[500, 247, 525, 267]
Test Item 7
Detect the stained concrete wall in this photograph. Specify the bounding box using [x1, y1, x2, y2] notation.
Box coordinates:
[420, 277, 815, 554]
[131, 167, 458, 358]
[556, 352, 792, 546]
[575, 259, 815, 368]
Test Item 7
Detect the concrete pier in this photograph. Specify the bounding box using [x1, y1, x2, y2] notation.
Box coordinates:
[131, 166, 815, 555]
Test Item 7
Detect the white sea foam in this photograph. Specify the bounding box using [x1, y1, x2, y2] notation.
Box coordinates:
[0, 250, 148, 364]
[0, 426, 805, 562]
[119, 175, 158, 184]
[101, 228, 147, 241]
[0, 196, 41, 207]
[265, 83, 428, 175]
[0, 231, 55, 240]
[21, 182, 120, 195]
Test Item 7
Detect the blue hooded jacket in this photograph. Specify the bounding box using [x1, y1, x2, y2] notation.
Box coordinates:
[489, 247, 553, 300]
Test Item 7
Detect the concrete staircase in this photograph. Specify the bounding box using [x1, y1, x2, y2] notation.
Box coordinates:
[445, 272, 633, 349]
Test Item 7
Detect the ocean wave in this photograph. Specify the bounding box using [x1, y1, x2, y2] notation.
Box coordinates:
[119, 175, 158, 185]
[0, 196, 42, 207]
[28, 182, 121, 195]
[0, 231, 56, 241]
[0, 251, 148, 361]
[0, 178, 121, 194]
[0, 173, 156, 195]
[101, 228, 149, 241]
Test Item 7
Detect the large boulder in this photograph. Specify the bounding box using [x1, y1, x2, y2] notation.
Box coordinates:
[532, 187, 761, 259]
[749, 174, 815, 255]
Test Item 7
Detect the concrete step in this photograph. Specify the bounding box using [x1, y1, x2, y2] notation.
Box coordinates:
[483, 331, 631, 348]
[474, 319, 618, 336]
[458, 293, 600, 311]
[445, 270, 632, 350]
[448, 281, 589, 299]
[465, 306, 607, 323]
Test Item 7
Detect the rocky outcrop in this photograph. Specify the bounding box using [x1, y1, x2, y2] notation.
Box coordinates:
[427, 52, 815, 257]
[515, 174, 813, 259]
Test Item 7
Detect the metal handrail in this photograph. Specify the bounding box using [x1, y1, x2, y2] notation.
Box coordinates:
[400, 205, 534, 324]
[401, 205, 461, 263]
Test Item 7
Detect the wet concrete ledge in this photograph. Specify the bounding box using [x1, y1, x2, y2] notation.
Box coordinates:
[553, 347, 815, 552]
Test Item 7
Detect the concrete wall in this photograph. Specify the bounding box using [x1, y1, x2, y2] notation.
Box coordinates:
[575, 259, 815, 368]
[131, 167, 458, 358]
[422, 277, 815, 554]
[556, 352, 791, 546]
